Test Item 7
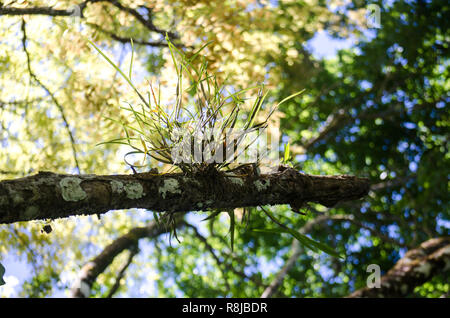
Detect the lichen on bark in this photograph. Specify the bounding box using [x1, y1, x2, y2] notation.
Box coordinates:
[59, 177, 87, 202]
[124, 182, 145, 199]
[159, 178, 181, 198]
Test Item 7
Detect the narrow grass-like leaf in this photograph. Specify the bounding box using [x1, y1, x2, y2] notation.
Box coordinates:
[276, 89, 305, 107]
[284, 142, 290, 163]
[88, 40, 149, 108]
[260, 207, 342, 258]
[129, 38, 134, 80]
[202, 210, 222, 221]
[228, 210, 236, 251]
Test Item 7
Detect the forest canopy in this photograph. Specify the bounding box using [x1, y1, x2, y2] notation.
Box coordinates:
[0, 0, 448, 298]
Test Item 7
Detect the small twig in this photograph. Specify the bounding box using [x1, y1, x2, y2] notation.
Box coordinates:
[105, 247, 138, 298]
[184, 222, 232, 293]
[21, 19, 81, 173]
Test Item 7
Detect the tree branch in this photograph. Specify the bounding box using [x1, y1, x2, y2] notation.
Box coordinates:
[1, 0, 179, 41]
[0, 0, 110, 17]
[71, 215, 185, 298]
[0, 167, 370, 224]
[0, 5, 81, 17]
[348, 237, 450, 298]
[87, 23, 169, 47]
[106, 1, 178, 40]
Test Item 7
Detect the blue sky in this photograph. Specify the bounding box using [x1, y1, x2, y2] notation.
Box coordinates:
[307, 31, 356, 59]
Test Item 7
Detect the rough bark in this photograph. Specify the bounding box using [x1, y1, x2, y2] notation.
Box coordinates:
[0, 167, 370, 224]
[348, 237, 450, 298]
[71, 216, 185, 298]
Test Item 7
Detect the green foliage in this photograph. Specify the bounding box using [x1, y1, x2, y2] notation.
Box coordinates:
[274, 0, 449, 296]
[414, 275, 449, 298]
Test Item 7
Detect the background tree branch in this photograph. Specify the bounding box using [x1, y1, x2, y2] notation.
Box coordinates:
[0, 0, 179, 43]
[348, 237, 450, 298]
[105, 246, 138, 298]
[260, 180, 409, 298]
[71, 215, 185, 297]
[21, 19, 81, 173]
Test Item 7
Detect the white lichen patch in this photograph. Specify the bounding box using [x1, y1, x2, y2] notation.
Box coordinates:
[197, 202, 203, 208]
[60, 177, 87, 202]
[414, 262, 432, 276]
[124, 182, 145, 199]
[204, 200, 214, 206]
[159, 179, 181, 199]
[8, 190, 24, 206]
[254, 179, 270, 191]
[25, 206, 39, 219]
[229, 177, 245, 187]
[110, 180, 124, 194]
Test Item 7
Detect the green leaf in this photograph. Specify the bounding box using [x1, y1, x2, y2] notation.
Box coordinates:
[252, 228, 287, 235]
[227, 210, 236, 251]
[260, 207, 343, 258]
[88, 40, 148, 108]
[129, 38, 134, 80]
[201, 210, 222, 221]
[286, 228, 341, 258]
[276, 89, 305, 107]
[0, 262, 5, 286]
[284, 142, 291, 163]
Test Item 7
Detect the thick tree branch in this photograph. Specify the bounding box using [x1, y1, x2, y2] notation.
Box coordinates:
[71, 215, 185, 298]
[348, 237, 450, 298]
[0, 167, 370, 224]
